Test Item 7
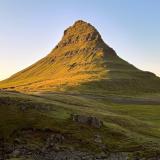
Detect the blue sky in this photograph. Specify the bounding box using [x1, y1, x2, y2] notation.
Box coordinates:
[0, 0, 160, 80]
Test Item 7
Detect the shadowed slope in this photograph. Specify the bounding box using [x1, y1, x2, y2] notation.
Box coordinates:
[0, 20, 160, 93]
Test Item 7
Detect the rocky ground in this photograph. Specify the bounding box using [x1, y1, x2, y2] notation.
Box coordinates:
[0, 127, 160, 160]
[0, 132, 130, 160]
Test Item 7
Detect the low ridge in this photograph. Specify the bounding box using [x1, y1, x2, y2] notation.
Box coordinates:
[0, 20, 160, 94]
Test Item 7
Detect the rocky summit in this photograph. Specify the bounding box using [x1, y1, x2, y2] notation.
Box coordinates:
[0, 20, 160, 94]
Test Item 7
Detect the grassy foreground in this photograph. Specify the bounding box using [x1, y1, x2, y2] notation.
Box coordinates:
[0, 90, 160, 158]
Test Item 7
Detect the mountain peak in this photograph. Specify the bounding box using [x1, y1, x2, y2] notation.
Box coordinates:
[74, 20, 88, 24]
[65, 20, 98, 34]
[73, 20, 90, 26]
[1, 20, 159, 93]
[72, 20, 97, 31]
[56, 20, 102, 49]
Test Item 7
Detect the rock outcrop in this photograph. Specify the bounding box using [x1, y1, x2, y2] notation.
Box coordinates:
[2, 128, 160, 160]
[71, 114, 103, 128]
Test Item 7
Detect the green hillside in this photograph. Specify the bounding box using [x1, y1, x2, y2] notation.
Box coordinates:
[0, 91, 160, 159]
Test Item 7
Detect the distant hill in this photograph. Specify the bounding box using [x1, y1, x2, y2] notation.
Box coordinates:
[0, 20, 160, 94]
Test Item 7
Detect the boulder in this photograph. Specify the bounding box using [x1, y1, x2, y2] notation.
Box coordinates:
[71, 114, 103, 128]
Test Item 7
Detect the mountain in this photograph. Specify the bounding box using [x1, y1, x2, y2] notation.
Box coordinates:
[0, 20, 160, 94]
[1, 20, 160, 159]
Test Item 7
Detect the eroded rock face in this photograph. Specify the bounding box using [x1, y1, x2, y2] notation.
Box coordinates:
[71, 114, 103, 128]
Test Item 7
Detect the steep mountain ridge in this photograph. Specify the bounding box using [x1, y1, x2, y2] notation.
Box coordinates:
[0, 20, 160, 93]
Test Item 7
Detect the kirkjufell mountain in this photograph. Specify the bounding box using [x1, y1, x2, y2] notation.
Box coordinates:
[0, 20, 160, 94]
[1, 20, 160, 160]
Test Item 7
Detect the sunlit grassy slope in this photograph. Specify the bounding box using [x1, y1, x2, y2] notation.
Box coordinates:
[0, 20, 160, 94]
[1, 91, 160, 158]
